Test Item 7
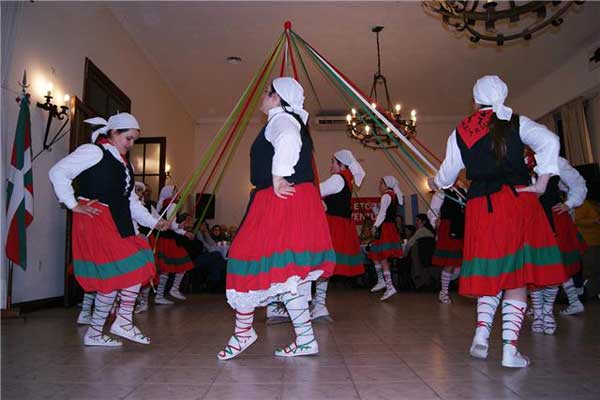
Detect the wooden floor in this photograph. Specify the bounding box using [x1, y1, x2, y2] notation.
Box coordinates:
[2, 285, 600, 400]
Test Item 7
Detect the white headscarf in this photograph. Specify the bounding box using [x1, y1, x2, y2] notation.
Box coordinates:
[134, 181, 146, 192]
[84, 112, 141, 143]
[156, 185, 175, 212]
[382, 175, 403, 206]
[272, 77, 309, 124]
[472, 75, 513, 121]
[334, 149, 365, 187]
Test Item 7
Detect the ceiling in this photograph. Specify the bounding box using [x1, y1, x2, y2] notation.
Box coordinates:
[108, 1, 600, 121]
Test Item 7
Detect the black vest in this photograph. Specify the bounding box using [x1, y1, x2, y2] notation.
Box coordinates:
[383, 190, 398, 223]
[456, 114, 530, 210]
[75, 145, 135, 238]
[538, 175, 562, 232]
[440, 188, 466, 238]
[250, 113, 314, 189]
[324, 171, 352, 218]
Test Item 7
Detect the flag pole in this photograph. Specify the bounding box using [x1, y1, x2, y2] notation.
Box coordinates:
[2, 71, 29, 319]
[1, 262, 21, 319]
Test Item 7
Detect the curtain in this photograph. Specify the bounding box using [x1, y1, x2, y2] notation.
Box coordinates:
[559, 97, 594, 166]
[585, 94, 600, 164]
[537, 112, 557, 134]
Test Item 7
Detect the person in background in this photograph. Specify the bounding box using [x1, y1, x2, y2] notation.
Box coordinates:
[368, 176, 404, 301]
[428, 186, 467, 304]
[402, 213, 435, 257]
[574, 198, 600, 300]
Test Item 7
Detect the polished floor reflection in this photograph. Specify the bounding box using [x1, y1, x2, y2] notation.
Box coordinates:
[2, 285, 599, 400]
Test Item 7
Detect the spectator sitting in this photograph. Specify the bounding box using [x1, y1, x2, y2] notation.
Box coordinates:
[197, 222, 219, 252]
[176, 216, 227, 293]
[404, 225, 416, 240]
[228, 225, 238, 239]
[210, 225, 226, 242]
[403, 214, 435, 257]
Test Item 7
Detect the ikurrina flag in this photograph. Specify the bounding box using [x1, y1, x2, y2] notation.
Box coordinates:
[5, 94, 34, 268]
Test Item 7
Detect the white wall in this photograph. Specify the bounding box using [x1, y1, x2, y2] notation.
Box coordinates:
[511, 31, 600, 162]
[1, 2, 195, 303]
[194, 115, 460, 227]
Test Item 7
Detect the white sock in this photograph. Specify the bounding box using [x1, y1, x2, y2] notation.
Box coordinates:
[475, 291, 502, 340]
[502, 299, 527, 349]
[88, 291, 117, 338]
[374, 263, 384, 283]
[383, 270, 394, 291]
[314, 279, 328, 307]
[530, 290, 544, 322]
[140, 286, 150, 303]
[543, 286, 559, 330]
[281, 289, 315, 347]
[171, 272, 184, 293]
[441, 271, 452, 295]
[81, 293, 96, 316]
[116, 284, 141, 327]
[562, 278, 581, 306]
[156, 273, 168, 298]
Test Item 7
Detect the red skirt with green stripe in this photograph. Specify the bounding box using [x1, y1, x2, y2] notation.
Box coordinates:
[459, 185, 567, 297]
[71, 199, 156, 294]
[432, 219, 463, 268]
[326, 215, 365, 276]
[553, 210, 588, 277]
[369, 222, 403, 261]
[156, 236, 195, 274]
[226, 183, 335, 309]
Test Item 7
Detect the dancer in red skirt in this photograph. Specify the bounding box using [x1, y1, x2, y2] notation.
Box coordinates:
[310, 149, 366, 320]
[428, 75, 565, 368]
[218, 77, 334, 360]
[526, 154, 588, 334]
[369, 175, 403, 301]
[428, 186, 466, 304]
[49, 113, 169, 346]
[154, 185, 195, 304]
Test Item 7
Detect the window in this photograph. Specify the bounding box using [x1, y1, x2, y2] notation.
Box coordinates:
[83, 58, 131, 118]
[130, 137, 167, 202]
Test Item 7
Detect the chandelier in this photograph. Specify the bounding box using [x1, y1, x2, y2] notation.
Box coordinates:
[422, 1, 585, 46]
[346, 26, 417, 150]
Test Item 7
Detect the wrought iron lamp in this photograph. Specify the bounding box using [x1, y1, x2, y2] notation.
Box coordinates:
[422, 1, 585, 46]
[346, 26, 417, 150]
[36, 83, 70, 152]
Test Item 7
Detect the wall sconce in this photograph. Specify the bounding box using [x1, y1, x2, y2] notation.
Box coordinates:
[165, 163, 172, 180]
[36, 80, 70, 152]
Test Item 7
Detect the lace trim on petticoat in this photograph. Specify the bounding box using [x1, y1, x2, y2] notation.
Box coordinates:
[226, 270, 322, 309]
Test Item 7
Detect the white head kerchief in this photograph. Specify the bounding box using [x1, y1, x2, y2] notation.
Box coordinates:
[473, 75, 513, 121]
[85, 112, 141, 143]
[134, 181, 146, 192]
[272, 77, 309, 124]
[334, 149, 365, 186]
[157, 185, 175, 212]
[382, 175, 403, 205]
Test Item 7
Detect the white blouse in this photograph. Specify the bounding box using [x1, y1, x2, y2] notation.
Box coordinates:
[434, 114, 560, 189]
[556, 156, 587, 209]
[265, 108, 303, 178]
[374, 193, 392, 228]
[427, 191, 445, 226]
[48, 143, 159, 230]
[319, 174, 345, 198]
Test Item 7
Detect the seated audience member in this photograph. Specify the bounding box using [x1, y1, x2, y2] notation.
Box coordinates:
[403, 214, 435, 256]
[176, 216, 228, 293]
[404, 225, 416, 240]
[210, 224, 226, 242]
[197, 222, 219, 252]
